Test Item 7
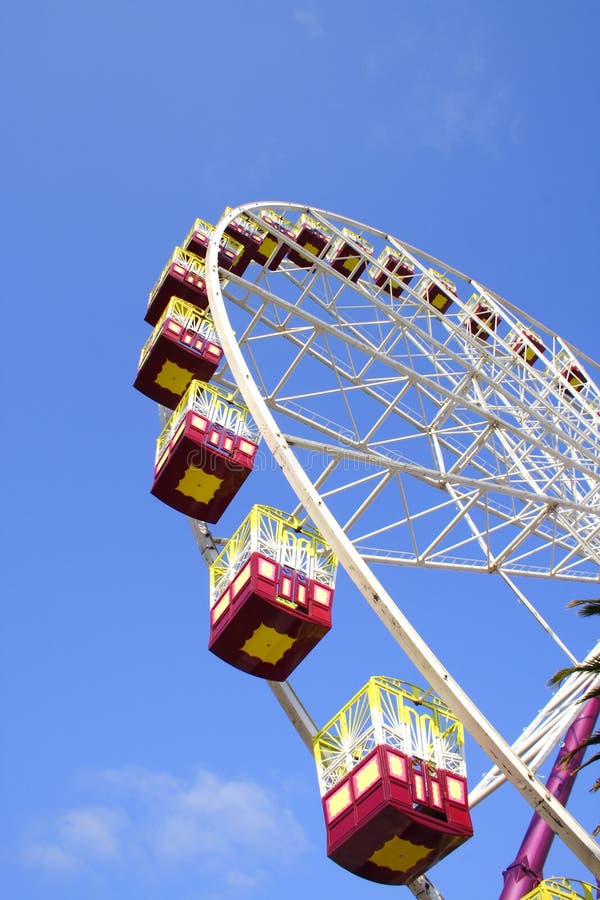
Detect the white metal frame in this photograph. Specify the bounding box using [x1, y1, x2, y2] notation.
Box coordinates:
[201, 202, 600, 878]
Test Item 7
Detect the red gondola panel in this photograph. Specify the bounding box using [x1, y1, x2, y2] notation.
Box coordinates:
[463, 299, 501, 340]
[322, 746, 472, 885]
[145, 248, 209, 326]
[287, 214, 332, 269]
[419, 270, 457, 314]
[151, 382, 258, 523]
[255, 210, 295, 270]
[328, 228, 374, 283]
[223, 208, 269, 266]
[134, 301, 223, 408]
[561, 362, 587, 398]
[510, 329, 546, 365]
[209, 551, 333, 680]
[182, 218, 250, 277]
[370, 248, 415, 298]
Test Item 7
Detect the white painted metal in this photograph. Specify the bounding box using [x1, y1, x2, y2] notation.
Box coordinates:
[208, 258, 600, 581]
[203, 202, 600, 876]
[470, 656, 600, 806]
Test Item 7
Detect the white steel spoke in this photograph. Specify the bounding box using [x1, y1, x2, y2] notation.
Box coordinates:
[198, 202, 600, 883]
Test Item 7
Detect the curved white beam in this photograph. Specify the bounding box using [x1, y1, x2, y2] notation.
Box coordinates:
[206, 202, 600, 877]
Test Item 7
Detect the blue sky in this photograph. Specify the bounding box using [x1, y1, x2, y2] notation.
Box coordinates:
[2, 1, 600, 898]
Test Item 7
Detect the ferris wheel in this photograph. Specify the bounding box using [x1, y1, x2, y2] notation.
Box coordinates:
[137, 201, 600, 895]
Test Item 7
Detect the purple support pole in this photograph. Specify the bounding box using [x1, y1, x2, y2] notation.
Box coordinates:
[499, 696, 600, 900]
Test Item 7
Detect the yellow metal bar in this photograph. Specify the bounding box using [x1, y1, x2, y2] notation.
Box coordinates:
[224, 206, 268, 241]
[171, 246, 206, 276]
[313, 677, 467, 796]
[293, 212, 334, 238]
[465, 291, 489, 309]
[331, 226, 374, 256]
[260, 209, 294, 231]
[184, 217, 213, 242]
[138, 298, 220, 368]
[369, 245, 413, 273]
[183, 218, 244, 258]
[418, 267, 457, 294]
[209, 504, 337, 604]
[521, 878, 597, 900]
[155, 379, 257, 463]
[379, 245, 411, 262]
[368, 248, 415, 298]
[147, 247, 212, 313]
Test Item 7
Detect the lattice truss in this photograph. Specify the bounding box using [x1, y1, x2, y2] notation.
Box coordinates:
[209, 504, 337, 605]
[314, 677, 466, 796]
[139, 298, 219, 369]
[470, 648, 600, 806]
[156, 378, 259, 463]
[209, 204, 600, 583]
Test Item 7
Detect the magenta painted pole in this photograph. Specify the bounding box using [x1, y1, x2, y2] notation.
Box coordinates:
[499, 695, 600, 900]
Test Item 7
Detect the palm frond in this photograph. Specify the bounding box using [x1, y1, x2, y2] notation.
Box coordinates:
[549, 655, 600, 687]
[566, 598, 600, 617]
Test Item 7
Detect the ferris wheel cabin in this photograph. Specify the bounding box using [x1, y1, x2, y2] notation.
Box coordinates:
[286, 213, 333, 268]
[254, 209, 295, 270]
[223, 207, 271, 265]
[462, 293, 501, 340]
[560, 360, 588, 398]
[328, 227, 374, 283]
[151, 380, 259, 523]
[134, 298, 223, 408]
[369, 247, 415, 298]
[509, 327, 546, 366]
[314, 678, 473, 885]
[145, 247, 210, 327]
[418, 269, 457, 314]
[182, 218, 250, 277]
[208, 505, 337, 680]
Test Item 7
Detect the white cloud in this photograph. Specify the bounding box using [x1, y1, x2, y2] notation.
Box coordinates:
[102, 765, 179, 801]
[225, 867, 264, 891]
[59, 807, 123, 858]
[361, 37, 518, 157]
[416, 82, 516, 156]
[154, 770, 306, 865]
[21, 806, 125, 872]
[22, 806, 123, 873]
[21, 842, 82, 873]
[292, 6, 323, 39]
[20, 766, 307, 894]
